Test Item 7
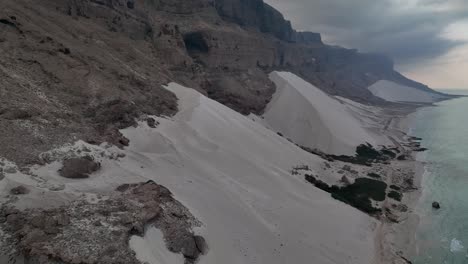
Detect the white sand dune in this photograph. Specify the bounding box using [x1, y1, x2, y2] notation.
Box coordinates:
[121, 83, 377, 264]
[368, 80, 446, 103]
[0, 82, 377, 264]
[262, 71, 378, 155]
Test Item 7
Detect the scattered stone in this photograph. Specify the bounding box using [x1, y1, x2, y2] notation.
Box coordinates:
[342, 165, 352, 171]
[119, 137, 130, 146]
[397, 155, 407, 161]
[432, 201, 441, 209]
[10, 186, 29, 195]
[146, 117, 158, 128]
[340, 175, 351, 185]
[59, 156, 101, 179]
[4, 167, 17, 174]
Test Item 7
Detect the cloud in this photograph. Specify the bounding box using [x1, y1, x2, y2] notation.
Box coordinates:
[265, 0, 468, 64]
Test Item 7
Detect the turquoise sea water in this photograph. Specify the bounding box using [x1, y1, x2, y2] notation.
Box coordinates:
[411, 90, 468, 263]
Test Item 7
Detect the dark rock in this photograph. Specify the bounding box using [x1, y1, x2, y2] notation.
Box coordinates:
[340, 176, 351, 185]
[59, 47, 71, 55]
[146, 117, 157, 128]
[116, 184, 131, 192]
[30, 215, 46, 228]
[194, 235, 208, 255]
[1, 107, 38, 120]
[432, 201, 441, 209]
[22, 229, 47, 244]
[397, 155, 407, 161]
[0, 18, 16, 27]
[126, 1, 135, 9]
[180, 236, 199, 260]
[59, 156, 101, 179]
[6, 213, 25, 231]
[10, 185, 29, 195]
[119, 137, 130, 146]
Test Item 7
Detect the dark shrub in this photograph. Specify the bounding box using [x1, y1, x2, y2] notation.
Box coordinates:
[305, 175, 387, 216]
[356, 143, 381, 160]
[367, 172, 381, 179]
[390, 185, 401, 191]
[397, 155, 407, 161]
[388, 191, 403, 201]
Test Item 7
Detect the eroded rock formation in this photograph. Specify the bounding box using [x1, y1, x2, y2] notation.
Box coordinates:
[0, 181, 207, 264]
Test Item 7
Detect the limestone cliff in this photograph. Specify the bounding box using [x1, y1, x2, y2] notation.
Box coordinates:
[0, 0, 440, 166]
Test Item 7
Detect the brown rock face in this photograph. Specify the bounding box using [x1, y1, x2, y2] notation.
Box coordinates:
[0, 0, 440, 167]
[0, 181, 207, 264]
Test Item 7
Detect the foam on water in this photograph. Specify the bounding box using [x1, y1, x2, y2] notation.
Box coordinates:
[450, 239, 464, 253]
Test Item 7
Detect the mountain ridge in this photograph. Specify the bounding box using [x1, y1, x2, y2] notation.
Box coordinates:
[0, 0, 445, 166]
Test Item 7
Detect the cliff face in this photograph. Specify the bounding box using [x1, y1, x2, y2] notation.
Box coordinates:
[0, 0, 436, 165]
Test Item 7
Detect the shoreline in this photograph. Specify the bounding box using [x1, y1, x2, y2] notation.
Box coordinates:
[375, 104, 427, 264]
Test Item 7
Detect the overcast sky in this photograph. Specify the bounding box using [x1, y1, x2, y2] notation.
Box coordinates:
[265, 0, 468, 89]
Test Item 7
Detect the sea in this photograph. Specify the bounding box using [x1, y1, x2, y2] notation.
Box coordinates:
[411, 90, 468, 263]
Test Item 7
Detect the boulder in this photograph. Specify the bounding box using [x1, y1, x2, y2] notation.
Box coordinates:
[194, 235, 208, 255]
[146, 117, 158, 128]
[10, 185, 29, 195]
[432, 201, 441, 209]
[340, 176, 351, 185]
[59, 156, 100, 179]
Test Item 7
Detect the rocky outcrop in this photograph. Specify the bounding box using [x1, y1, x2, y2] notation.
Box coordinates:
[59, 156, 101, 179]
[215, 0, 295, 42]
[0, 0, 443, 166]
[0, 181, 207, 264]
[295, 32, 323, 45]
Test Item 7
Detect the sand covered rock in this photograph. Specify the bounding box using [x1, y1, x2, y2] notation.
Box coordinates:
[0, 181, 207, 264]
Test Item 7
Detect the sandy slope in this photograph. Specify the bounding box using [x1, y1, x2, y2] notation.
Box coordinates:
[262, 71, 378, 155]
[122, 83, 377, 264]
[368, 80, 446, 103]
[0, 82, 378, 264]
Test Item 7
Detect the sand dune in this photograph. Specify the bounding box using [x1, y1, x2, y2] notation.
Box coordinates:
[0, 82, 377, 264]
[122, 83, 376, 264]
[368, 80, 445, 103]
[262, 71, 378, 155]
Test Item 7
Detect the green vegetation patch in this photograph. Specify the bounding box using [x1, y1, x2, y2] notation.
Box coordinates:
[305, 175, 387, 216]
[388, 190, 403, 202]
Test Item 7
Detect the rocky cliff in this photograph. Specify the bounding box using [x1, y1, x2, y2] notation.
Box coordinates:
[0, 0, 438, 166]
